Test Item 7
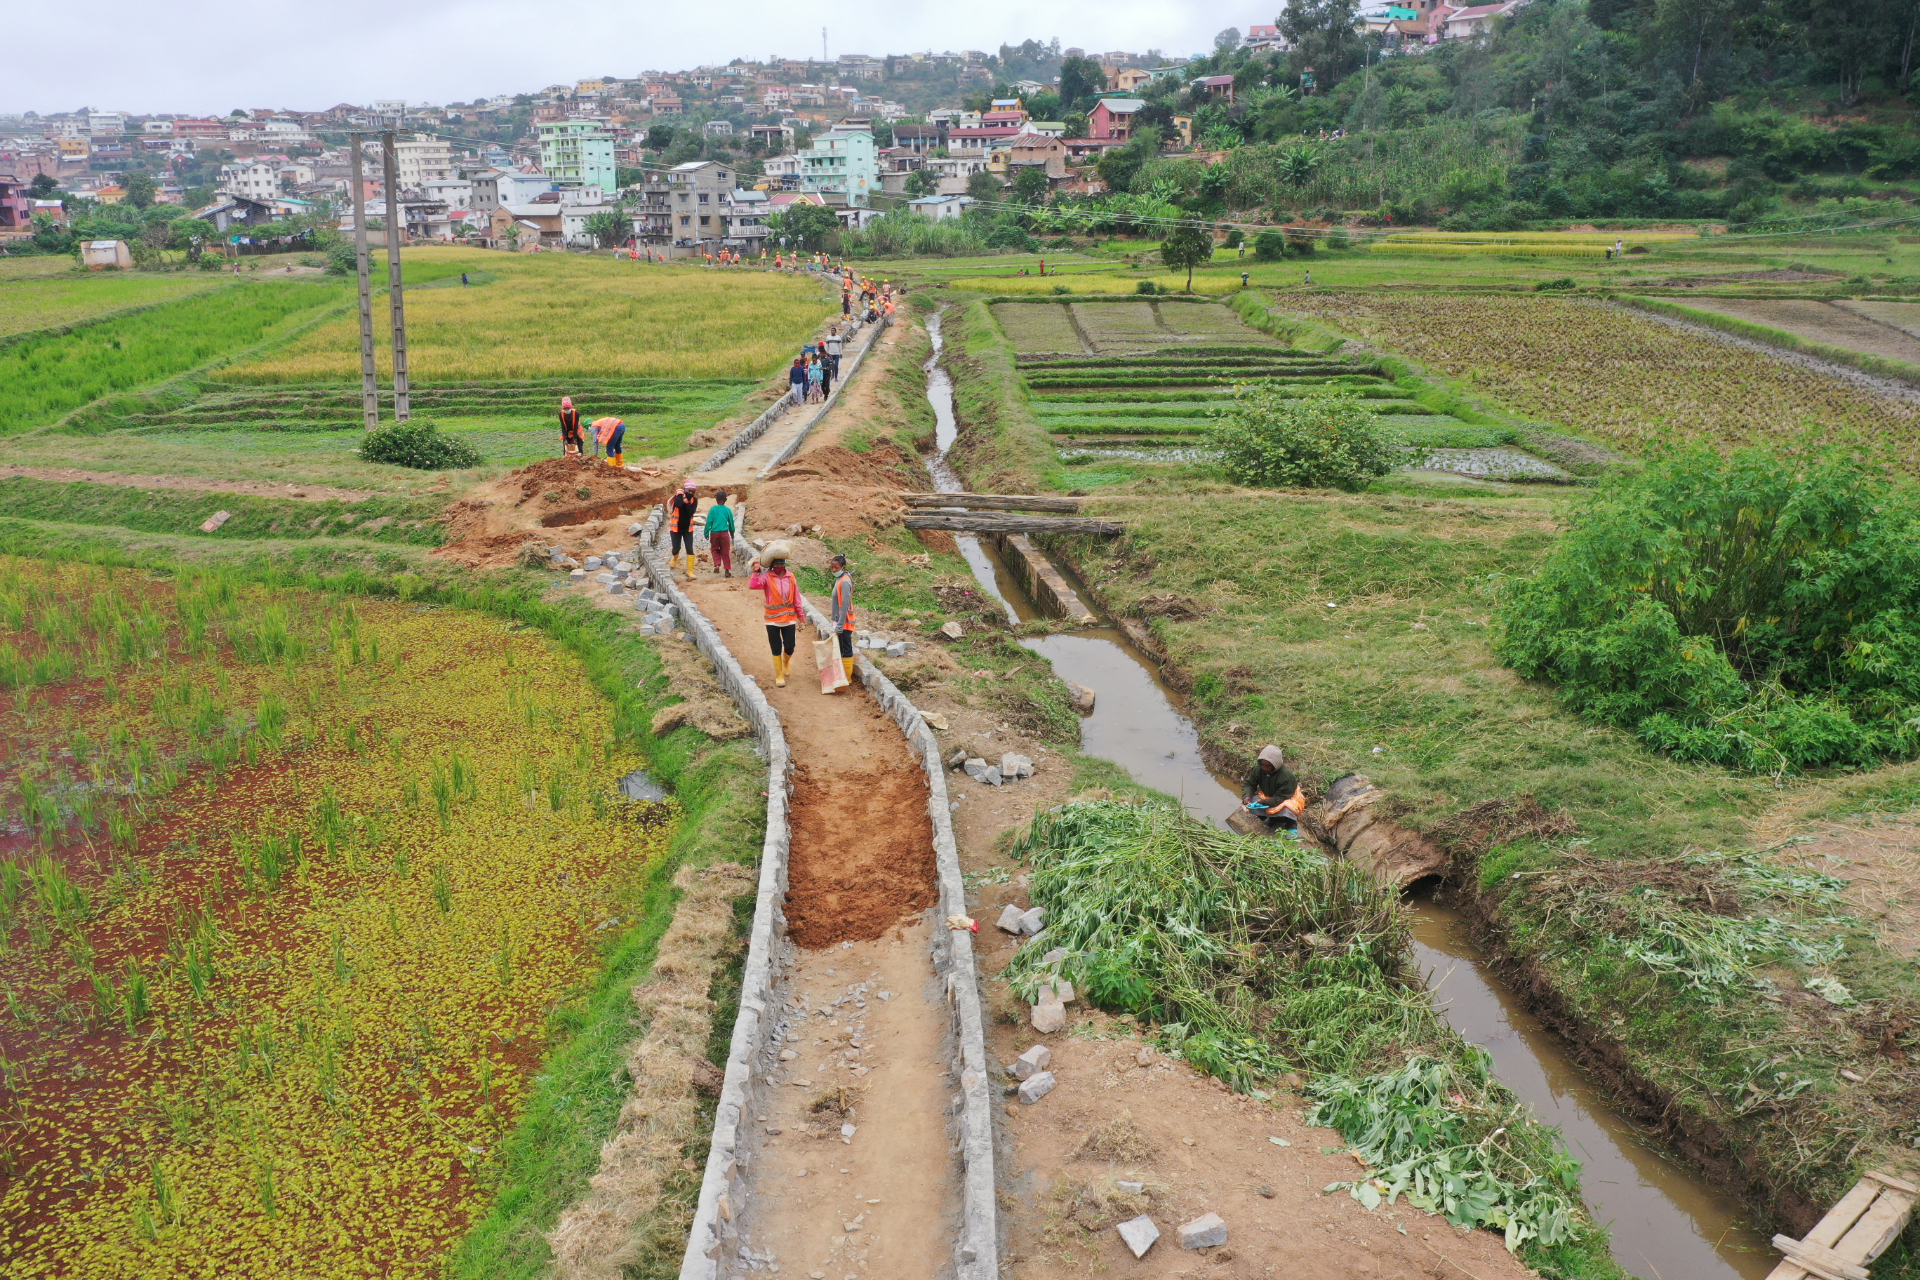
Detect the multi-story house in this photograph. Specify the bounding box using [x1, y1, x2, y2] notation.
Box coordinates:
[661, 158, 737, 246]
[395, 134, 452, 189]
[537, 118, 616, 192]
[798, 119, 878, 206]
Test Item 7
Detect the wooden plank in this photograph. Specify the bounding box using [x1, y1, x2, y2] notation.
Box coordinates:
[903, 514, 1126, 537]
[1772, 1234, 1871, 1280]
[1866, 1169, 1920, 1197]
[1806, 1181, 1884, 1249]
[1763, 1262, 1814, 1280]
[1831, 1190, 1915, 1264]
[902, 492, 1082, 513]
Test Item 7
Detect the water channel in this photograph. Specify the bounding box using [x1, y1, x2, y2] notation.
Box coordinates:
[917, 307, 1776, 1280]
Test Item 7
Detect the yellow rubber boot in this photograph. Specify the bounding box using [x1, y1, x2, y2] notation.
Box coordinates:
[686, 554, 697, 578]
[773, 654, 787, 687]
[842, 656, 855, 683]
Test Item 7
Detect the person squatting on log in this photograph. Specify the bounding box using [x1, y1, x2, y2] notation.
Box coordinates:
[669, 481, 700, 579]
[750, 541, 804, 687]
[1242, 744, 1306, 831]
[704, 489, 736, 578]
[828, 553, 856, 692]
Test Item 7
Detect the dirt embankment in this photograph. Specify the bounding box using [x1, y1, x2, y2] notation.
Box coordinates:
[744, 443, 918, 540]
[434, 456, 685, 567]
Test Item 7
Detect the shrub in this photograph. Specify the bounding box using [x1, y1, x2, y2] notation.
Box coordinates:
[1535, 277, 1576, 292]
[1206, 387, 1401, 492]
[1135, 279, 1160, 294]
[359, 420, 483, 470]
[324, 242, 357, 276]
[1253, 230, 1288, 261]
[1497, 445, 1920, 772]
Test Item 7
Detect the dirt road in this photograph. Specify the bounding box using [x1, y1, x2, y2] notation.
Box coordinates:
[681, 572, 956, 1279]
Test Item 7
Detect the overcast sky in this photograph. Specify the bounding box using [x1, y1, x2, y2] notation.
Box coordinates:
[6, 0, 1248, 117]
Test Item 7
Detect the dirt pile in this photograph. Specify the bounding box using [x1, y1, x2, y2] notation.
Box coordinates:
[747, 444, 912, 540]
[435, 456, 684, 567]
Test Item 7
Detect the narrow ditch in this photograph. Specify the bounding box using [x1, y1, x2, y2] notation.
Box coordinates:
[919, 309, 1776, 1280]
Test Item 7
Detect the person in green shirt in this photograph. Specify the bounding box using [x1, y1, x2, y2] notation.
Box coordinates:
[704, 489, 737, 578]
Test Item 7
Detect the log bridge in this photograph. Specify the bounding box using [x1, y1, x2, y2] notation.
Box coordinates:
[901, 494, 1122, 538]
[1768, 1169, 1916, 1280]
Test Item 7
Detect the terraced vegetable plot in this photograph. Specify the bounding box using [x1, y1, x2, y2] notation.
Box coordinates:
[998, 299, 1569, 479]
[0, 560, 664, 1278]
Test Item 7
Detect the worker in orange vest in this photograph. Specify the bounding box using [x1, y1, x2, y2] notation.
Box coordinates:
[828, 553, 857, 690]
[749, 541, 805, 687]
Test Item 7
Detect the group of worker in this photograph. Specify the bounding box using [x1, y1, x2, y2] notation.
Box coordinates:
[557, 396, 631, 469]
[662, 479, 856, 693]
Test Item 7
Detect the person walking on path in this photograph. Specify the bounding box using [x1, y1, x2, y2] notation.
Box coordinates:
[807, 353, 825, 402]
[705, 489, 737, 578]
[750, 541, 804, 687]
[824, 327, 843, 379]
[669, 481, 700, 578]
[828, 553, 857, 690]
[593, 416, 627, 469]
[558, 396, 584, 457]
[788, 356, 808, 408]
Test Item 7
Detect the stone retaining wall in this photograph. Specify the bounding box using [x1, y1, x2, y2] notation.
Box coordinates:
[795, 590, 998, 1280]
[990, 532, 1096, 625]
[633, 508, 797, 1280]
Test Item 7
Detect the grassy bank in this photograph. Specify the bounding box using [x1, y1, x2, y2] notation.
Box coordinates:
[0, 477, 449, 546]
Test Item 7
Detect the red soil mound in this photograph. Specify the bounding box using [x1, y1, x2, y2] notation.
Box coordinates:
[435, 457, 685, 567]
[748, 445, 911, 540]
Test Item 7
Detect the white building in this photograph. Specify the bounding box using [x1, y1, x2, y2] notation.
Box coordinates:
[395, 134, 452, 190]
[87, 112, 125, 138]
[220, 161, 285, 201]
[907, 193, 974, 221]
[470, 168, 555, 211]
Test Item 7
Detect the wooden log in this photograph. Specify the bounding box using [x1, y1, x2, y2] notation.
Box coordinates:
[903, 514, 1125, 537]
[902, 492, 1082, 513]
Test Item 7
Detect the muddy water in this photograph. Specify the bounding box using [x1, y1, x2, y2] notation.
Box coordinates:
[915, 313, 1780, 1280]
[1411, 896, 1775, 1280]
[922, 309, 1240, 825]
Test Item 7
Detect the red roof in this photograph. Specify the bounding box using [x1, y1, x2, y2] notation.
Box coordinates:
[947, 126, 1023, 138]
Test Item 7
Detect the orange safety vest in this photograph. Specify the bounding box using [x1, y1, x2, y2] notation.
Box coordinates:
[762, 571, 801, 626]
[831, 573, 856, 630]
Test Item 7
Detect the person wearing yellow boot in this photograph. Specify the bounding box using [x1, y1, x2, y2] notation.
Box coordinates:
[592, 416, 626, 469]
[749, 541, 804, 686]
[827, 553, 857, 692]
[668, 480, 700, 579]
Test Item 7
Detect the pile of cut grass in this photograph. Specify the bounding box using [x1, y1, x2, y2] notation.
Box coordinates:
[1005, 798, 1617, 1272]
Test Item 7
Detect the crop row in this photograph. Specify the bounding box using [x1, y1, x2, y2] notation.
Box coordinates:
[1288, 292, 1920, 466]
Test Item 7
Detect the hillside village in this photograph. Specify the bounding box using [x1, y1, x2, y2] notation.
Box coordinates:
[0, 5, 1534, 258]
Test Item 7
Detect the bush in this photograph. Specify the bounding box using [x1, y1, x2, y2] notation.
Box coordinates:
[1535, 277, 1576, 292]
[359, 420, 483, 470]
[985, 223, 1039, 252]
[1135, 279, 1159, 294]
[324, 243, 357, 276]
[1206, 387, 1401, 492]
[1497, 445, 1920, 772]
[1253, 230, 1287, 260]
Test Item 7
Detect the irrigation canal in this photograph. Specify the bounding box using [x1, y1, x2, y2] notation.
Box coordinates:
[919, 306, 1776, 1280]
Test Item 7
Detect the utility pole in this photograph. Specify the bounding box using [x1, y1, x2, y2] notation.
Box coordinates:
[379, 130, 410, 422]
[348, 133, 379, 430]
[822, 26, 828, 64]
